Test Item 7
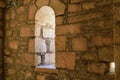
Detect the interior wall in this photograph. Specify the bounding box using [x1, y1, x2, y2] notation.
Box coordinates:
[4, 0, 115, 80]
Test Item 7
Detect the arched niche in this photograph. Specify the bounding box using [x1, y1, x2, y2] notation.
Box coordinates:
[35, 6, 55, 69]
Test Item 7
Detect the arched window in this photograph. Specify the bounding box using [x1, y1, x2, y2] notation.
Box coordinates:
[35, 6, 55, 69]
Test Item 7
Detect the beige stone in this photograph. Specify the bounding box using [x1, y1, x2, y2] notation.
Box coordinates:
[37, 75, 46, 80]
[68, 4, 81, 12]
[28, 4, 37, 20]
[88, 63, 108, 74]
[8, 41, 18, 49]
[67, 12, 101, 23]
[20, 24, 35, 37]
[56, 24, 81, 35]
[56, 52, 76, 70]
[7, 68, 16, 75]
[72, 37, 87, 51]
[43, 28, 55, 38]
[83, 2, 95, 10]
[25, 71, 32, 79]
[36, 0, 49, 8]
[56, 36, 66, 51]
[21, 54, 34, 66]
[28, 39, 35, 53]
[50, 0, 65, 15]
[35, 38, 47, 52]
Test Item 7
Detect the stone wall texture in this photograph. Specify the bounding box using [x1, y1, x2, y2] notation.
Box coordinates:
[0, 0, 119, 80]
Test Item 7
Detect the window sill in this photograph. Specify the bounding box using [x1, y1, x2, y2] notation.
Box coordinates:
[35, 65, 58, 73]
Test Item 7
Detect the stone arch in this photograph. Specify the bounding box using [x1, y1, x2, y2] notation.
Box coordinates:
[35, 6, 55, 68]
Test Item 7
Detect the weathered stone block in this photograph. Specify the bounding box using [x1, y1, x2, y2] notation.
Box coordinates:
[98, 47, 114, 62]
[45, 53, 55, 64]
[43, 28, 55, 38]
[35, 38, 47, 52]
[28, 4, 37, 20]
[56, 24, 81, 35]
[67, 12, 101, 23]
[20, 24, 35, 37]
[72, 37, 87, 51]
[56, 36, 66, 51]
[91, 36, 113, 46]
[68, 4, 81, 12]
[50, 0, 65, 15]
[47, 39, 55, 52]
[36, 0, 49, 8]
[7, 68, 16, 75]
[8, 41, 18, 49]
[88, 63, 108, 74]
[37, 75, 46, 80]
[82, 52, 97, 61]
[25, 71, 32, 79]
[56, 52, 76, 70]
[83, 2, 95, 10]
[4, 57, 14, 64]
[28, 39, 35, 53]
[21, 53, 34, 66]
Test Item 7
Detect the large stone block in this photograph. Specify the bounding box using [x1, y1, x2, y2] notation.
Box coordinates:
[83, 2, 95, 10]
[68, 4, 81, 12]
[67, 12, 101, 23]
[28, 4, 37, 20]
[56, 36, 66, 51]
[35, 38, 47, 52]
[36, 0, 49, 8]
[45, 53, 55, 64]
[20, 24, 35, 37]
[72, 37, 87, 51]
[56, 52, 76, 70]
[91, 36, 113, 46]
[21, 53, 34, 66]
[8, 41, 18, 49]
[43, 28, 55, 38]
[88, 63, 108, 74]
[50, 0, 65, 15]
[56, 24, 81, 35]
[37, 75, 46, 80]
[98, 47, 114, 62]
[46, 39, 55, 52]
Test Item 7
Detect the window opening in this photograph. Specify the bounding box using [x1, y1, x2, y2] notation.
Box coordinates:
[35, 6, 55, 69]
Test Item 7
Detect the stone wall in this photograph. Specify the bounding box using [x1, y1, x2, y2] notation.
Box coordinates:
[113, 0, 120, 80]
[0, 0, 5, 80]
[4, 0, 115, 80]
